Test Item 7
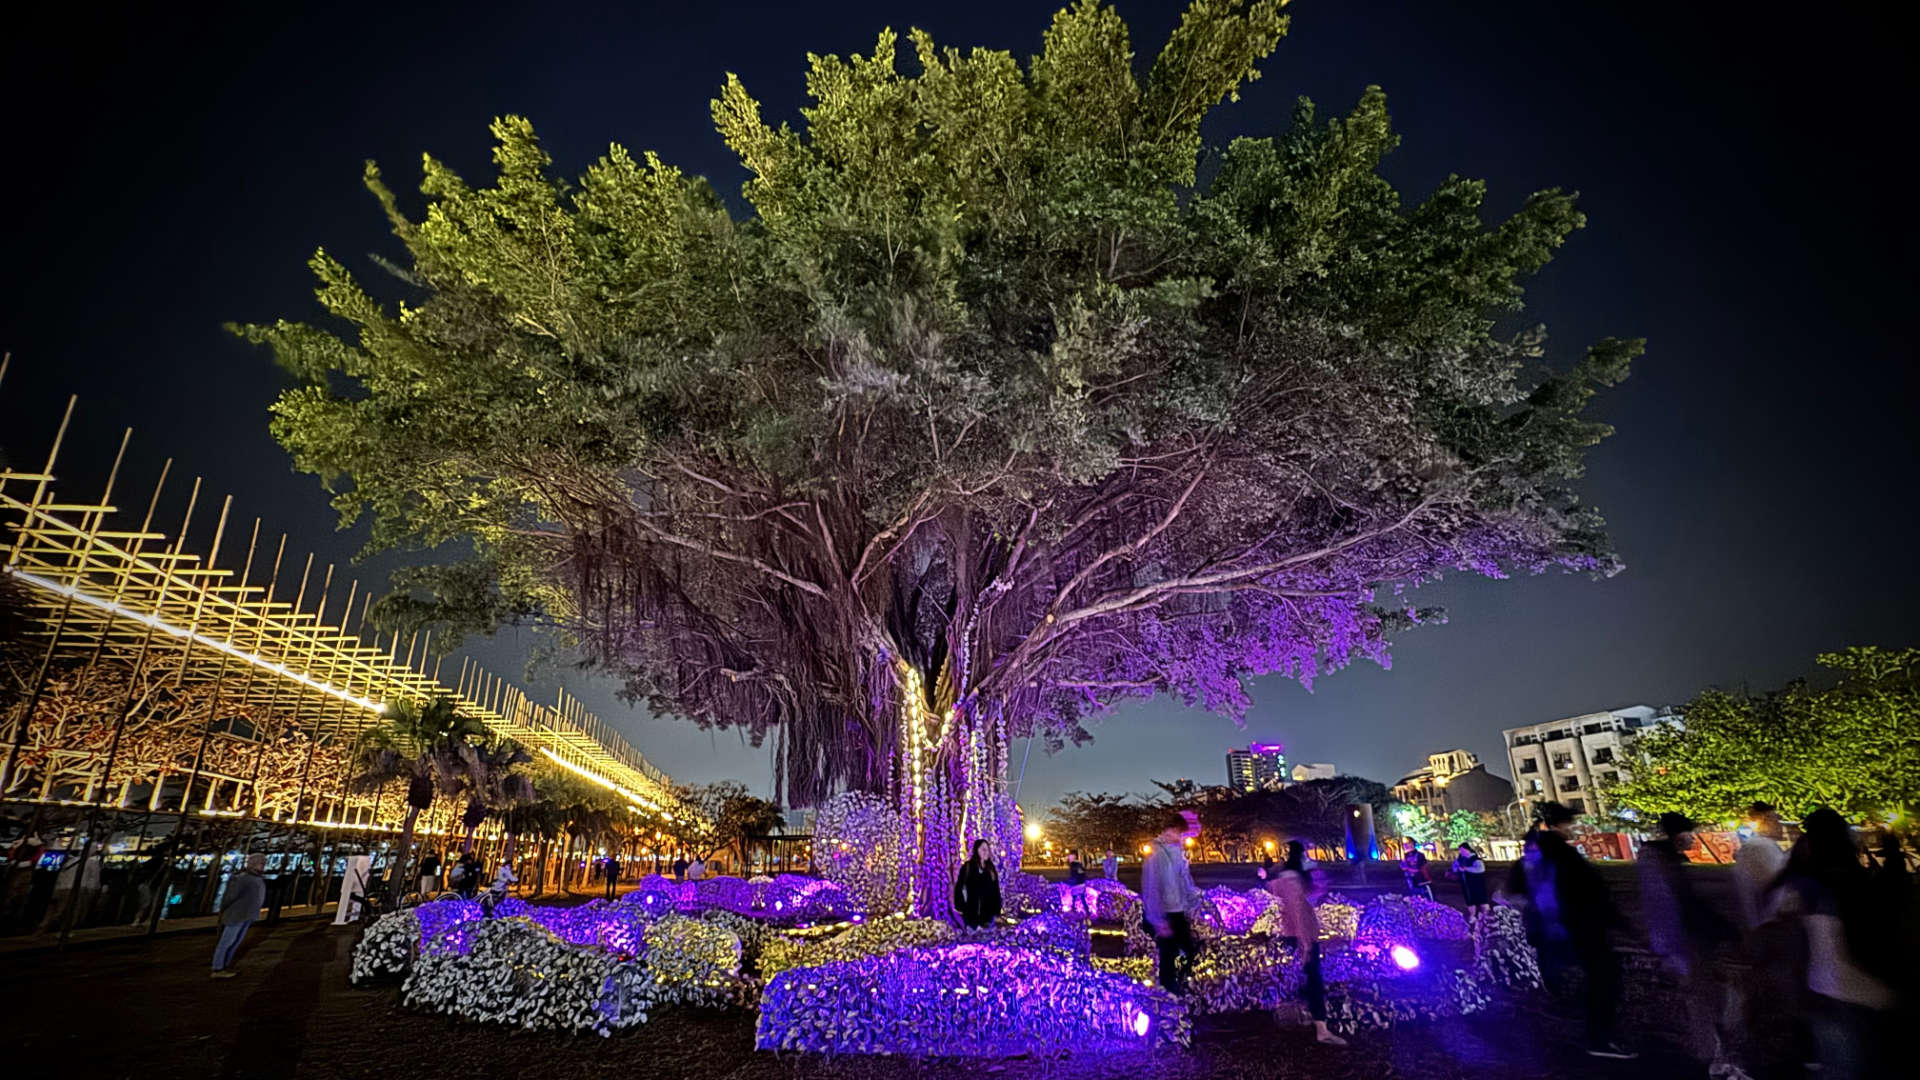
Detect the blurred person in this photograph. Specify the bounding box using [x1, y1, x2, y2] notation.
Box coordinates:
[1732, 803, 1787, 931]
[211, 854, 267, 978]
[1401, 846, 1431, 899]
[1639, 812, 1745, 1078]
[1777, 809, 1895, 1078]
[1450, 843, 1490, 927]
[1533, 802, 1635, 1059]
[1066, 849, 1087, 887]
[1269, 839, 1347, 1045]
[1142, 811, 1202, 993]
[602, 855, 620, 901]
[1102, 847, 1119, 881]
[417, 849, 442, 898]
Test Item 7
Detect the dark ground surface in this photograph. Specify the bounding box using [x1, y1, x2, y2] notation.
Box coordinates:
[0, 864, 1767, 1080]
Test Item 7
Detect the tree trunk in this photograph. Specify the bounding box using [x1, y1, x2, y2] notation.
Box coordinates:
[890, 658, 1018, 921]
[387, 804, 422, 892]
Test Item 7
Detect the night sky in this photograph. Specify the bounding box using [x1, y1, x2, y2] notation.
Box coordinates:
[2, 2, 1914, 813]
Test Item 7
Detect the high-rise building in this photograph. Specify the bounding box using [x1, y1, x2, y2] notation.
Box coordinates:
[1503, 705, 1680, 817]
[1225, 742, 1287, 791]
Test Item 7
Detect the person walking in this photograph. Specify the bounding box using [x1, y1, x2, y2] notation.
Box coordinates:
[1639, 812, 1746, 1078]
[454, 852, 481, 899]
[1102, 848, 1119, 881]
[602, 855, 620, 901]
[672, 855, 688, 881]
[1257, 851, 1275, 882]
[1066, 850, 1087, 887]
[1731, 801, 1802, 1074]
[685, 857, 706, 882]
[1776, 808, 1894, 1079]
[1270, 840, 1347, 1045]
[1142, 811, 1202, 993]
[1732, 803, 1788, 932]
[1534, 802, 1635, 1059]
[417, 850, 442, 899]
[211, 854, 267, 979]
[1450, 843, 1490, 927]
[953, 839, 1002, 929]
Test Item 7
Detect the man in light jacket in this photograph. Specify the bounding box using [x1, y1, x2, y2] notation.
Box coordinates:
[211, 853, 267, 978]
[1141, 810, 1201, 993]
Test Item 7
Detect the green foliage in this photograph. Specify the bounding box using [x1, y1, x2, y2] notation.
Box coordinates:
[348, 696, 492, 809]
[1608, 647, 1920, 825]
[1390, 803, 1436, 845]
[1440, 809, 1486, 849]
[238, 1, 1636, 803]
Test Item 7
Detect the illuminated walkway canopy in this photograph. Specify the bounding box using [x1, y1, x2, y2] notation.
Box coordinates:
[1, 360, 676, 826]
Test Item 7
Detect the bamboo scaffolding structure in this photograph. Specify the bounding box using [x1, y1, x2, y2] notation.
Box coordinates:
[0, 386, 680, 830]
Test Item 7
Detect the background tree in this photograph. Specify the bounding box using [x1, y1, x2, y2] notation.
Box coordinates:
[1044, 791, 1156, 856]
[347, 696, 489, 890]
[663, 781, 748, 863]
[1389, 803, 1437, 850]
[1441, 809, 1486, 850]
[717, 790, 786, 874]
[243, 0, 1637, 916]
[1609, 647, 1919, 825]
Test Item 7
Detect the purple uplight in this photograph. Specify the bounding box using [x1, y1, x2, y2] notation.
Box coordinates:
[1390, 944, 1421, 971]
[1131, 1009, 1151, 1037]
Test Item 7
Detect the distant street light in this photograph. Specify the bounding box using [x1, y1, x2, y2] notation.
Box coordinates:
[1024, 821, 1043, 842]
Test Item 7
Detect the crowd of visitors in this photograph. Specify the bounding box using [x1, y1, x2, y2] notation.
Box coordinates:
[936, 798, 1911, 1075]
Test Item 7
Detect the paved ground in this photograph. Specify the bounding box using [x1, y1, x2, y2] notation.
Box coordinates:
[0, 866, 1760, 1080]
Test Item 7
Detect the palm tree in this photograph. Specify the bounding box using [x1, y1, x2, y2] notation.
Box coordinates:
[348, 696, 489, 892]
[454, 739, 535, 855]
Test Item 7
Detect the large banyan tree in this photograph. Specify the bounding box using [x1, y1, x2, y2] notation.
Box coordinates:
[241, 1, 1637, 915]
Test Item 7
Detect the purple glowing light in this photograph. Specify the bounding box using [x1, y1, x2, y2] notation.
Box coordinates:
[1390, 944, 1420, 971]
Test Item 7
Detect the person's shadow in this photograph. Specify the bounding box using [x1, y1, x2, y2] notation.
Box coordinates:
[219, 923, 339, 1079]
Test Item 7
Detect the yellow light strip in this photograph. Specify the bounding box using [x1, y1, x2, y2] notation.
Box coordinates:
[5, 566, 386, 713]
[538, 747, 666, 817]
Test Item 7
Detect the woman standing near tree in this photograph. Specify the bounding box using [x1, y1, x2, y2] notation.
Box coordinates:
[953, 840, 1002, 929]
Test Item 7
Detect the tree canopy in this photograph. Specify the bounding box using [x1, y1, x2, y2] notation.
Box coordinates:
[1607, 647, 1920, 826]
[241, 0, 1637, 805]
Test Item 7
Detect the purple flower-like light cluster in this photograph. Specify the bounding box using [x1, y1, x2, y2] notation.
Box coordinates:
[1200, 887, 1276, 934]
[1355, 894, 1469, 946]
[755, 942, 1189, 1055]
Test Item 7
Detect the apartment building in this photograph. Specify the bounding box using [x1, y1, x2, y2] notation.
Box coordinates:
[1502, 705, 1679, 816]
[1391, 749, 1512, 816]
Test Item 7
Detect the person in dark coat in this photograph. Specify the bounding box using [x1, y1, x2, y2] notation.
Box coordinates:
[1639, 812, 1742, 1076]
[953, 839, 1002, 929]
[1532, 803, 1635, 1060]
[211, 854, 267, 978]
[1066, 850, 1087, 886]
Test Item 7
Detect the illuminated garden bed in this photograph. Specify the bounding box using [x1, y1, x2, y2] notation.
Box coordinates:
[349, 884, 1527, 1045]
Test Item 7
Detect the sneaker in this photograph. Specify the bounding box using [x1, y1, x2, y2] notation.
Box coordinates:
[1587, 1042, 1638, 1060]
[211, 969, 238, 979]
[1315, 1032, 1348, 1047]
